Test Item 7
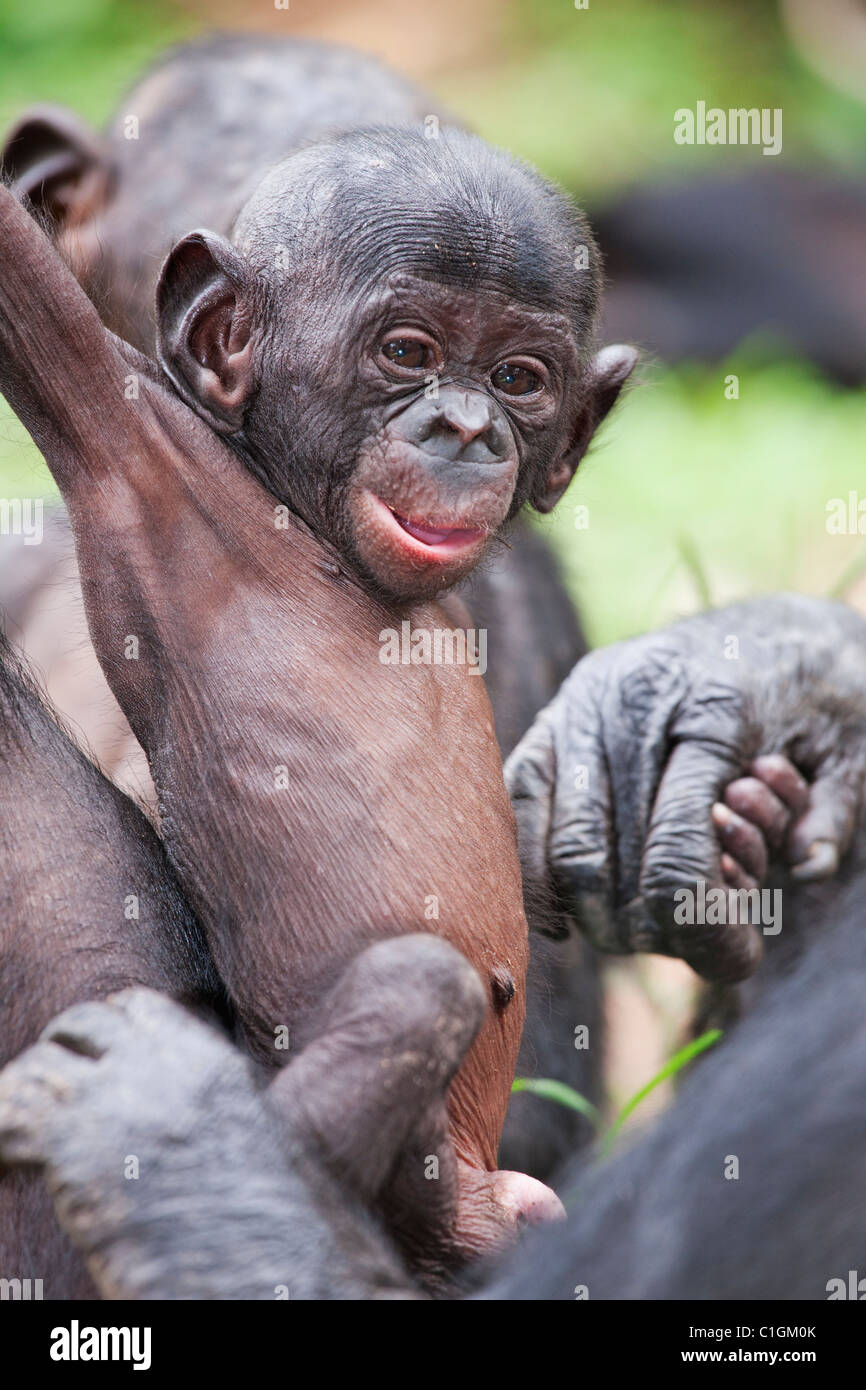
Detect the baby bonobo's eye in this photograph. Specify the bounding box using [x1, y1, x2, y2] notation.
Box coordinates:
[381, 337, 430, 370]
[491, 361, 544, 397]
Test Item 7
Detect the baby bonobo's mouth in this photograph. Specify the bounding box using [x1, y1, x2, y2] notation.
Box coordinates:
[388, 506, 486, 552]
[350, 491, 494, 594]
[362, 493, 488, 562]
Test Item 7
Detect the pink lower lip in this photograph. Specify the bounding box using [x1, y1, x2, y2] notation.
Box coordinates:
[391, 510, 484, 548]
[369, 495, 486, 558]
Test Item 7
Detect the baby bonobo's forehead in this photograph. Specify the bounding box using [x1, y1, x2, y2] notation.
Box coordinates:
[234, 125, 600, 337]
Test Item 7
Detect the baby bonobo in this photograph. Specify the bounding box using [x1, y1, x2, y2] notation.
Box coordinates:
[158, 128, 635, 596]
[0, 131, 632, 1277]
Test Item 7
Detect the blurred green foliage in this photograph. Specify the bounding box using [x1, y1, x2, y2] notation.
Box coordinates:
[0, 0, 190, 126]
[440, 0, 866, 196]
[0, 0, 864, 647]
[545, 356, 866, 645]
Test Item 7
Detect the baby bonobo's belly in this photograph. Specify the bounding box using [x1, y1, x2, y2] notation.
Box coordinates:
[278, 659, 532, 1170]
[157, 602, 560, 1267]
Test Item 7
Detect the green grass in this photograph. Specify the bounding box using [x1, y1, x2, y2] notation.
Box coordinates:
[513, 1028, 723, 1155]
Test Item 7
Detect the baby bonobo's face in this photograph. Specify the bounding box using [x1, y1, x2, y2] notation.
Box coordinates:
[156, 127, 635, 603]
[336, 273, 580, 598]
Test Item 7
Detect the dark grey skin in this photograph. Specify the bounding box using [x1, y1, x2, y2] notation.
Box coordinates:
[4, 825, 864, 1301]
[0, 629, 225, 1300]
[508, 594, 866, 983]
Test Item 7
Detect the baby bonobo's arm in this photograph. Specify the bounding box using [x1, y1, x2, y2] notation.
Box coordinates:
[0, 183, 149, 487]
[0, 182, 239, 512]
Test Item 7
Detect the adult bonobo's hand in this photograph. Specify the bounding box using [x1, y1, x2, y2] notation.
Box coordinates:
[506, 594, 866, 982]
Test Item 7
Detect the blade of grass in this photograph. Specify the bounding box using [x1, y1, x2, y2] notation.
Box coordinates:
[511, 1077, 603, 1132]
[600, 1028, 723, 1156]
[676, 534, 713, 611]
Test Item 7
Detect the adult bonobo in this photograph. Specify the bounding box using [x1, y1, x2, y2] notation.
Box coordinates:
[2, 139, 627, 1280]
[0, 629, 225, 1299]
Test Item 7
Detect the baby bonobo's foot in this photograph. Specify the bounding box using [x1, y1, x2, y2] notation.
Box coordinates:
[0, 989, 413, 1300]
[712, 752, 836, 889]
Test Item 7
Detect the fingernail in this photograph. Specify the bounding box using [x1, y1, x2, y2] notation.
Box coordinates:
[790, 840, 839, 881]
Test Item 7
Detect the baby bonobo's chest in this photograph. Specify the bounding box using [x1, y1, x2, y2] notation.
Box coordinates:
[185, 563, 528, 1009]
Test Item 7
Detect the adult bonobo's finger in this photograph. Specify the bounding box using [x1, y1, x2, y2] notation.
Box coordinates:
[507, 653, 617, 944]
[268, 934, 486, 1202]
[640, 732, 764, 982]
[787, 760, 865, 881]
[503, 710, 557, 918]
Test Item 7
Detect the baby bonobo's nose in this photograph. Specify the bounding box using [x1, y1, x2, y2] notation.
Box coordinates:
[405, 390, 510, 464]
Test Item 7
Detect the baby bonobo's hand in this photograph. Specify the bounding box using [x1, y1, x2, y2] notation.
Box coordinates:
[507, 595, 866, 983]
[714, 753, 812, 891]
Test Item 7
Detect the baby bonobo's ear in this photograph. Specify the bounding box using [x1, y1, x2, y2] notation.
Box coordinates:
[156, 230, 256, 435]
[532, 344, 638, 513]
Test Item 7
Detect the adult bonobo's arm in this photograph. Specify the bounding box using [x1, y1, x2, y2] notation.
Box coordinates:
[506, 594, 866, 982]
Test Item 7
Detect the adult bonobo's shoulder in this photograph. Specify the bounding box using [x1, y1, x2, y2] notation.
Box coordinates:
[155, 123, 636, 604]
